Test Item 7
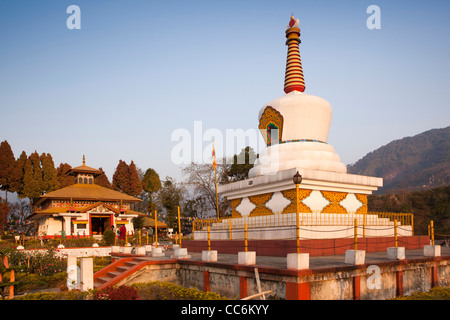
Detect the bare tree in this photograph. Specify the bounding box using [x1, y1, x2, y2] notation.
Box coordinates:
[182, 160, 231, 219]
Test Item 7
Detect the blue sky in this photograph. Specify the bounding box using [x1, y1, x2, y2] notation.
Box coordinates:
[0, 0, 449, 184]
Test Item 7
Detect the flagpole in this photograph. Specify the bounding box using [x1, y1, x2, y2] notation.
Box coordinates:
[213, 140, 220, 221]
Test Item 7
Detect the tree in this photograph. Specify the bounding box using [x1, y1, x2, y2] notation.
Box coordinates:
[40, 153, 59, 194]
[157, 177, 184, 228]
[228, 146, 258, 181]
[21, 152, 44, 201]
[141, 168, 162, 213]
[182, 161, 231, 219]
[95, 167, 112, 189]
[0, 197, 9, 234]
[0, 141, 16, 202]
[56, 163, 75, 188]
[112, 160, 143, 196]
[10, 151, 28, 197]
[127, 161, 143, 197]
[112, 160, 129, 193]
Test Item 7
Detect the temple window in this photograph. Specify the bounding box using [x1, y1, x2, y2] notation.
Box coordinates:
[267, 124, 279, 146]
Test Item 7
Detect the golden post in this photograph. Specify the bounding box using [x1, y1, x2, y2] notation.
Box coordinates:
[244, 223, 248, 252]
[178, 206, 182, 248]
[363, 212, 366, 238]
[155, 210, 158, 248]
[207, 226, 211, 251]
[394, 219, 398, 247]
[354, 218, 358, 250]
[430, 220, 435, 246]
[139, 230, 141, 247]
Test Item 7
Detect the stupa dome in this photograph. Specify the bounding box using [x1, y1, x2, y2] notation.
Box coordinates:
[258, 90, 332, 143]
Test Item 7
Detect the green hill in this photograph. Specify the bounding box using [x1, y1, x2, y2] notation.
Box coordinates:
[348, 127, 450, 193]
[368, 185, 450, 237]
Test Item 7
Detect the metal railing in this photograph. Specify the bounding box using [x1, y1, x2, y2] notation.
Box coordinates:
[193, 212, 414, 232]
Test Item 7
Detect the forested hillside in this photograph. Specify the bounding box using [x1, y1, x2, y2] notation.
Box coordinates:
[348, 127, 450, 193]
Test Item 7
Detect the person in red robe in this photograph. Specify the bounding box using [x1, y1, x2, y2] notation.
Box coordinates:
[119, 225, 127, 240]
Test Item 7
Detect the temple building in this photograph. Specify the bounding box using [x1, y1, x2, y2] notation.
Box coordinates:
[194, 16, 413, 240]
[29, 157, 145, 238]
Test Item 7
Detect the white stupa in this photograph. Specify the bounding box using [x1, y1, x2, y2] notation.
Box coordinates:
[218, 15, 383, 219]
[192, 16, 415, 241]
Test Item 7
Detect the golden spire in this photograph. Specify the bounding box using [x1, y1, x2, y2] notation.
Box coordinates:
[284, 15, 305, 94]
[82, 154, 85, 165]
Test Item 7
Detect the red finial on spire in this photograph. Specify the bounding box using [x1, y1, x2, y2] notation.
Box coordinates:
[289, 16, 296, 27]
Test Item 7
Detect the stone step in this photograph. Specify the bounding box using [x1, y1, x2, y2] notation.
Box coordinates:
[94, 258, 144, 289]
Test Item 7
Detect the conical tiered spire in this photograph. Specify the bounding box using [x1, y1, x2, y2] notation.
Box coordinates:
[284, 15, 305, 94]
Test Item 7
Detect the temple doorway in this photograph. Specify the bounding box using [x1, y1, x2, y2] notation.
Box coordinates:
[91, 215, 111, 235]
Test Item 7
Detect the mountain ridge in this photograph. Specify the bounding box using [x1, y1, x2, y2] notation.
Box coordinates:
[347, 126, 450, 194]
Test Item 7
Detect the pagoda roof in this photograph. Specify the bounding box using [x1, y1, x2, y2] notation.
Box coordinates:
[33, 183, 142, 206]
[68, 164, 103, 176]
[29, 201, 146, 219]
[67, 155, 103, 176]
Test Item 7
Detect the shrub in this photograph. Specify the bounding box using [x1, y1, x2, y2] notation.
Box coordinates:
[394, 286, 450, 300]
[131, 281, 228, 300]
[102, 229, 115, 246]
[94, 285, 140, 300]
[15, 272, 67, 293]
[13, 290, 89, 300]
[7, 248, 65, 276]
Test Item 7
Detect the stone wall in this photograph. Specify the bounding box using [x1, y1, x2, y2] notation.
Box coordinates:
[112, 254, 449, 300]
[19, 246, 111, 258]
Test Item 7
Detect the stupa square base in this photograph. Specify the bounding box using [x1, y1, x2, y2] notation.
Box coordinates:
[151, 247, 165, 257]
[387, 247, 405, 260]
[424, 245, 441, 257]
[345, 250, 365, 265]
[202, 250, 218, 262]
[287, 252, 309, 270]
[238, 251, 256, 265]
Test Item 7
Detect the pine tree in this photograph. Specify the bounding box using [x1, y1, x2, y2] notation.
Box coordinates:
[56, 163, 75, 188]
[112, 160, 129, 193]
[0, 140, 16, 202]
[21, 152, 44, 200]
[127, 161, 143, 197]
[15, 151, 28, 199]
[0, 197, 9, 234]
[40, 153, 59, 193]
[95, 167, 112, 189]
